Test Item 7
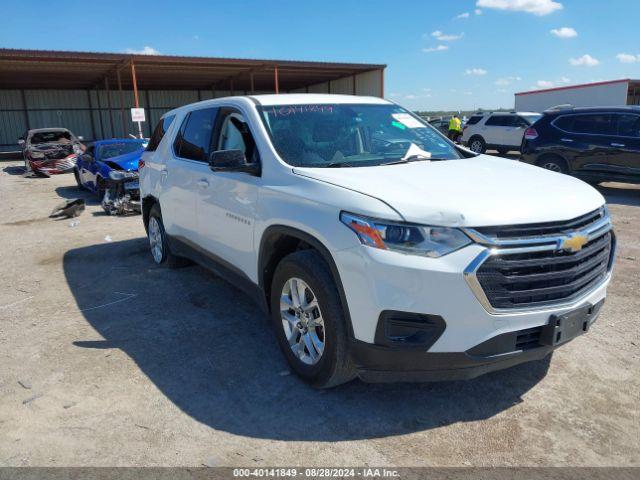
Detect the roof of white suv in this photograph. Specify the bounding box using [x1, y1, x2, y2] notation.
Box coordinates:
[251, 94, 390, 106]
[474, 111, 539, 117]
[161, 94, 392, 119]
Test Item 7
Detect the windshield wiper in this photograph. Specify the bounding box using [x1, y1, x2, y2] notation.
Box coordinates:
[382, 155, 432, 166]
[325, 161, 360, 168]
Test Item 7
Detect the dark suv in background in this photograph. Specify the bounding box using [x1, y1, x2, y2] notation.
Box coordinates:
[521, 106, 640, 184]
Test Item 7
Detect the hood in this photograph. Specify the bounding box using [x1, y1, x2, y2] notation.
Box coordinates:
[293, 155, 605, 227]
[105, 148, 144, 171]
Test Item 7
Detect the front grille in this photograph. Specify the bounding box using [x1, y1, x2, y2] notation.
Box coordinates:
[476, 232, 612, 309]
[474, 208, 605, 240]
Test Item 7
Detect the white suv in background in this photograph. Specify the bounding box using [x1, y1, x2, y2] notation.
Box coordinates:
[139, 94, 613, 388]
[461, 112, 541, 154]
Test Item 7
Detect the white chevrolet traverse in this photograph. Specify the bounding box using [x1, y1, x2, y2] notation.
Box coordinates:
[139, 94, 614, 387]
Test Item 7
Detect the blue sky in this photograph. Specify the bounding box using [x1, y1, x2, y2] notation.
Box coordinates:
[1, 0, 637, 111]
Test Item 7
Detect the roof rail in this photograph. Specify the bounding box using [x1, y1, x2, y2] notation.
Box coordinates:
[545, 104, 574, 112]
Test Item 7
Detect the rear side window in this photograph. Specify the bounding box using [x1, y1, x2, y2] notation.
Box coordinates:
[555, 114, 614, 135]
[466, 115, 483, 125]
[615, 114, 640, 137]
[485, 115, 512, 127]
[520, 114, 542, 126]
[147, 115, 175, 151]
[173, 108, 218, 161]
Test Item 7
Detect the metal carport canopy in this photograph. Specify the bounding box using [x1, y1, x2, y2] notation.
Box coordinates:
[0, 48, 386, 94]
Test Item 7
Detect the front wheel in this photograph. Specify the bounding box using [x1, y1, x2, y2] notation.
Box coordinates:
[270, 250, 355, 388]
[73, 169, 83, 189]
[468, 136, 486, 154]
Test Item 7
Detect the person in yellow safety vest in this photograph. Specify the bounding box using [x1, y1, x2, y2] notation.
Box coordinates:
[448, 114, 462, 142]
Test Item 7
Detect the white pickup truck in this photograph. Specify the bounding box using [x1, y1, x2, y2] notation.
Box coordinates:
[139, 94, 614, 387]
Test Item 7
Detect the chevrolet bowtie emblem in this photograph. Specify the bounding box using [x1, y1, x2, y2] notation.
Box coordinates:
[559, 234, 588, 253]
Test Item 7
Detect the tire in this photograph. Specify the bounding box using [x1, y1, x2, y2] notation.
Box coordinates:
[96, 176, 106, 200]
[270, 250, 356, 388]
[73, 169, 83, 189]
[468, 136, 486, 154]
[537, 155, 569, 174]
[147, 203, 190, 268]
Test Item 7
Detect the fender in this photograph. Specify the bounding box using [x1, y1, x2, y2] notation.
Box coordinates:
[258, 225, 356, 340]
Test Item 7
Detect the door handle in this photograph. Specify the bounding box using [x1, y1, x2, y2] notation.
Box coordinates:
[160, 168, 168, 184]
[197, 179, 209, 189]
[560, 138, 574, 143]
[611, 143, 625, 147]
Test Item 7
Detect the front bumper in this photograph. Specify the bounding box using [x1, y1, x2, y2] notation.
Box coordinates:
[29, 155, 77, 175]
[350, 299, 603, 382]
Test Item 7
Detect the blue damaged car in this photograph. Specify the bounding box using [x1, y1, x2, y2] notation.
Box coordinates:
[74, 139, 147, 215]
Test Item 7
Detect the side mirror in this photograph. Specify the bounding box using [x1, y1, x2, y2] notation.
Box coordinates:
[77, 136, 84, 141]
[208, 149, 260, 175]
[18, 139, 25, 146]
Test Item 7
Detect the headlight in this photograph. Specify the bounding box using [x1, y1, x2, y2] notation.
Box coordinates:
[108, 170, 138, 181]
[30, 151, 45, 159]
[73, 144, 83, 155]
[340, 212, 472, 258]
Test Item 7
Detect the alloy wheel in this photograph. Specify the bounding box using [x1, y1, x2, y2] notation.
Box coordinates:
[542, 162, 561, 172]
[280, 277, 325, 365]
[148, 217, 163, 264]
[470, 140, 483, 153]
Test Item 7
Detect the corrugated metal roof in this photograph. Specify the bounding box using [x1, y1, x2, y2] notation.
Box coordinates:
[0, 48, 385, 91]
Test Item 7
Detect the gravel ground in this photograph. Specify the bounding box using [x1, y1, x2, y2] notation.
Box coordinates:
[0, 159, 638, 467]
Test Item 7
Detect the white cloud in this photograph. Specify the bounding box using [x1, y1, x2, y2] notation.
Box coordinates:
[569, 54, 600, 67]
[476, 0, 563, 16]
[463, 91, 473, 96]
[536, 80, 555, 88]
[404, 94, 417, 100]
[475, 9, 483, 14]
[431, 30, 464, 41]
[456, 12, 470, 18]
[616, 53, 640, 64]
[495, 75, 522, 86]
[550, 27, 577, 38]
[423, 45, 449, 53]
[124, 46, 161, 55]
[465, 68, 488, 76]
[533, 77, 571, 89]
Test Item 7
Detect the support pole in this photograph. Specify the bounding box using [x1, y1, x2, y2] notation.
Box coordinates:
[274, 65, 279, 94]
[130, 59, 143, 138]
[116, 69, 126, 137]
[379, 68, 384, 98]
[131, 60, 140, 108]
[230, 78, 235, 96]
[250, 72, 255, 94]
[105, 77, 114, 138]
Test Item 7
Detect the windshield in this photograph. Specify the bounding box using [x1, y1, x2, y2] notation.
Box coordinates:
[98, 142, 145, 160]
[260, 104, 461, 167]
[31, 131, 72, 145]
[522, 114, 542, 125]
